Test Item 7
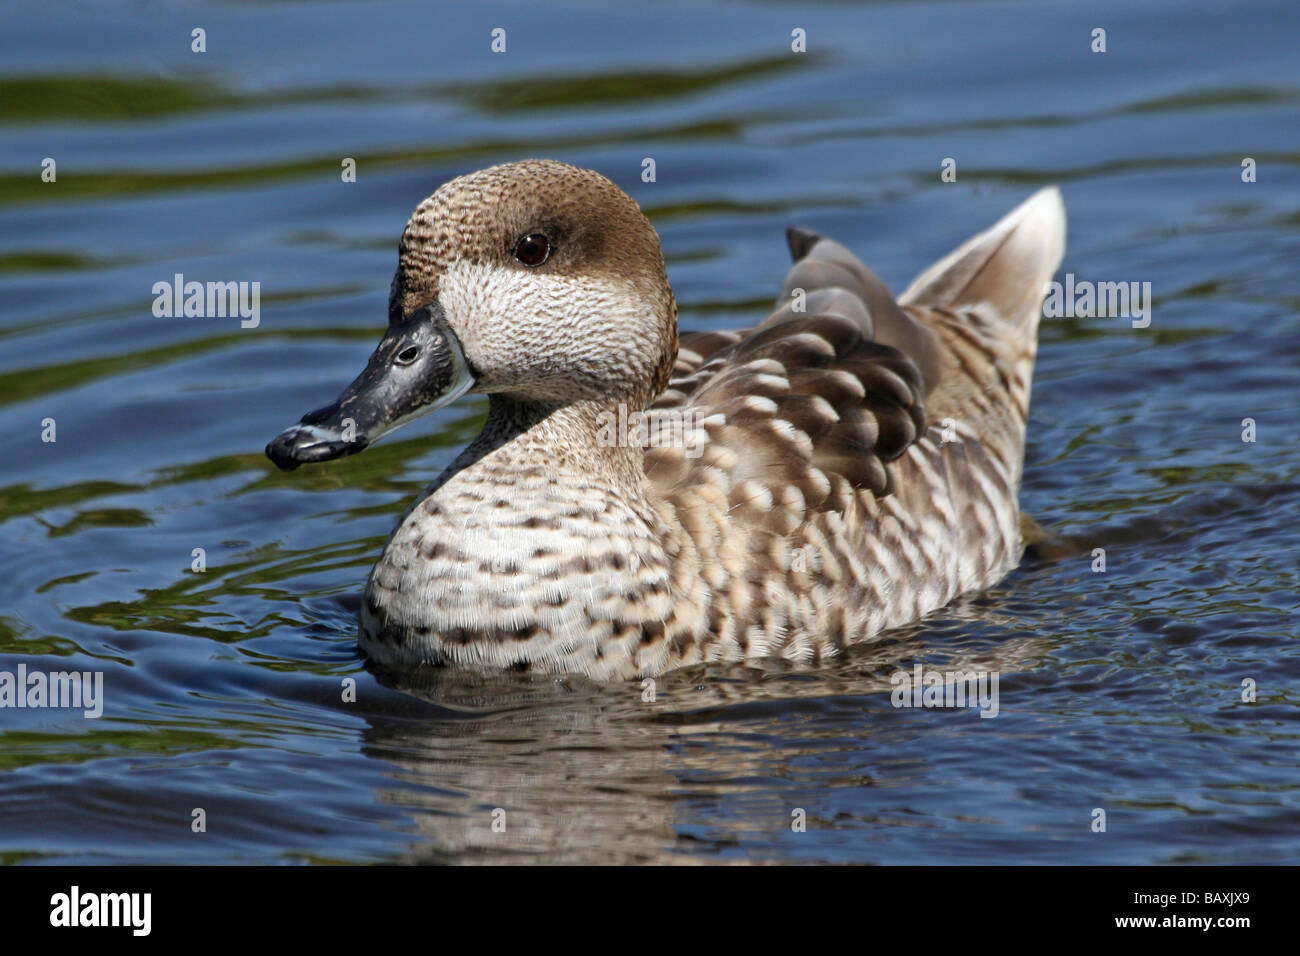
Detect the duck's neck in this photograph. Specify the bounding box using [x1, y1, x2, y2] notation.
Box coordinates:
[442, 395, 648, 493]
[363, 393, 678, 675]
[408, 392, 668, 575]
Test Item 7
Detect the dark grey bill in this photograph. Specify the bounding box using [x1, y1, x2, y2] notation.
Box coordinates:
[265, 303, 475, 471]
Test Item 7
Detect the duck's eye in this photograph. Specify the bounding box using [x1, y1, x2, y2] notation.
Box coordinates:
[513, 233, 551, 267]
[395, 345, 420, 365]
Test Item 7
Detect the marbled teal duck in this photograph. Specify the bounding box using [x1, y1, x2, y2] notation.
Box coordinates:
[267, 160, 1066, 680]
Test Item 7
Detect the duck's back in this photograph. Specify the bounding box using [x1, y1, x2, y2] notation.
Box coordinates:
[644, 188, 1066, 666]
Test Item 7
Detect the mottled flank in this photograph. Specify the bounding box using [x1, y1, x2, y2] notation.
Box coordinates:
[358, 160, 1066, 679]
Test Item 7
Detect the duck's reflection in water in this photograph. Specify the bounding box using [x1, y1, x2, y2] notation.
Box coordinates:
[356, 598, 1054, 864]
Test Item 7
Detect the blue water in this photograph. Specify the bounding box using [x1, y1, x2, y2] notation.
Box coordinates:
[0, 0, 1297, 864]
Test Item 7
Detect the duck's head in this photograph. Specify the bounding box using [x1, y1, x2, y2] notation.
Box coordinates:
[266, 159, 677, 470]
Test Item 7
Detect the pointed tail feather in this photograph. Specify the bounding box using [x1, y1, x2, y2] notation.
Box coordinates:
[900, 187, 1067, 335]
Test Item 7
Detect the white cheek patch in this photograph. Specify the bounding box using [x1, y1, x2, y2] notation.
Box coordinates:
[439, 261, 536, 328]
[439, 261, 633, 325]
[436, 261, 653, 383]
